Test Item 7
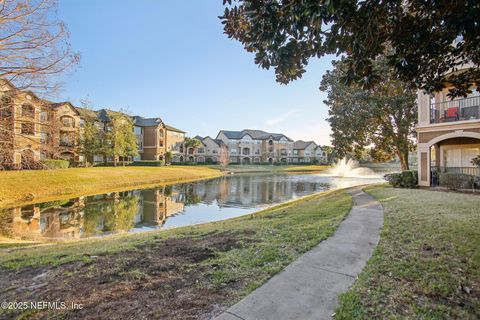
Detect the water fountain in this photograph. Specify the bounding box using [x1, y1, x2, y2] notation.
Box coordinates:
[326, 158, 376, 177]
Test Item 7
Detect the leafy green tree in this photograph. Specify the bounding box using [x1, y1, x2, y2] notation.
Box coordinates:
[221, 0, 480, 97]
[183, 137, 202, 162]
[79, 119, 102, 167]
[320, 58, 416, 171]
[165, 151, 173, 165]
[106, 112, 138, 166]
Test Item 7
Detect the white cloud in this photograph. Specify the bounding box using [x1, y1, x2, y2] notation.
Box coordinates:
[265, 109, 299, 127]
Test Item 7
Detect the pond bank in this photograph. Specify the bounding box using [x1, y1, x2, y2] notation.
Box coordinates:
[0, 166, 222, 209]
[0, 189, 352, 319]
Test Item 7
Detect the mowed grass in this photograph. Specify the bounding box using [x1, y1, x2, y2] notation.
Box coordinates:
[335, 186, 480, 319]
[0, 190, 352, 319]
[206, 164, 330, 174]
[0, 166, 221, 209]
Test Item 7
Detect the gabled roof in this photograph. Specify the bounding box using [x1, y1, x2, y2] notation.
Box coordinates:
[293, 140, 317, 150]
[50, 101, 80, 115]
[198, 135, 227, 147]
[165, 124, 186, 133]
[217, 129, 293, 142]
[75, 106, 98, 119]
[133, 115, 163, 127]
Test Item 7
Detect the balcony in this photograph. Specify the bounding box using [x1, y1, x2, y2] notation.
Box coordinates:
[430, 96, 480, 124]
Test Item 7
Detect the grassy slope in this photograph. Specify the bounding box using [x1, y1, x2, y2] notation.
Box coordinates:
[0, 190, 352, 319]
[335, 186, 480, 319]
[0, 166, 221, 209]
[206, 164, 330, 173]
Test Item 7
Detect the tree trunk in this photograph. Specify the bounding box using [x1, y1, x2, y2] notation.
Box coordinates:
[398, 150, 409, 171]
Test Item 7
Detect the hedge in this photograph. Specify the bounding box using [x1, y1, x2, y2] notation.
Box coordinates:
[439, 172, 476, 190]
[41, 159, 70, 169]
[384, 170, 418, 188]
[129, 160, 165, 167]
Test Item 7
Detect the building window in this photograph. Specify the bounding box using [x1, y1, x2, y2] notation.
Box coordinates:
[21, 104, 35, 118]
[255, 149, 260, 154]
[212, 150, 218, 154]
[293, 150, 298, 155]
[40, 132, 49, 144]
[268, 140, 273, 146]
[197, 148, 205, 153]
[61, 116, 75, 128]
[21, 122, 34, 135]
[230, 149, 237, 154]
[40, 111, 48, 122]
[159, 129, 164, 137]
[80, 119, 86, 128]
[134, 126, 142, 135]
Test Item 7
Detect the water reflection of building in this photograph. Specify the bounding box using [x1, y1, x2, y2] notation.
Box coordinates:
[9, 198, 85, 240]
[190, 175, 325, 208]
[2, 175, 326, 241]
[135, 189, 184, 227]
[3, 188, 186, 241]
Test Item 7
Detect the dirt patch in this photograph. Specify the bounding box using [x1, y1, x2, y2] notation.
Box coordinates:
[0, 231, 256, 320]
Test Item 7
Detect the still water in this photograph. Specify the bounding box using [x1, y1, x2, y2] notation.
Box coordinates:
[0, 173, 383, 241]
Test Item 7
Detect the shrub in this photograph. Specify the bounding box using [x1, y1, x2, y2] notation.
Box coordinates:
[129, 160, 164, 167]
[384, 170, 418, 188]
[41, 159, 70, 169]
[439, 172, 475, 190]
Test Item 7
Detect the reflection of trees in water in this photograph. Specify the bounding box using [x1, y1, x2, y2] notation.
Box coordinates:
[83, 193, 140, 236]
[0, 209, 14, 239]
[4, 175, 331, 240]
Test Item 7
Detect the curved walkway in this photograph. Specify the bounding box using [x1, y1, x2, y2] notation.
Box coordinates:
[215, 187, 384, 320]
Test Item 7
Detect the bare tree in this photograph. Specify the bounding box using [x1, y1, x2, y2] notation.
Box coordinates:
[218, 146, 229, 170]
[0, 0, 80, 93]
[0, 93, 15, 169]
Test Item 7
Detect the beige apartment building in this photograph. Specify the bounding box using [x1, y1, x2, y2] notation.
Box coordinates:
[173, 129, 327, 164]
[0, 80, 82, 168]
[417, 64, 480, 187]
[292, 140, 326, 163]
[178, 135, 227, 163]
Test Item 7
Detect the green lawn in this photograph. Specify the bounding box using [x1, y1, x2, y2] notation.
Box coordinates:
[205, 164, 330, 173]
[0, 166, 221, 209]
[335, 186, 480, 319]
[0, 190, 352, 319]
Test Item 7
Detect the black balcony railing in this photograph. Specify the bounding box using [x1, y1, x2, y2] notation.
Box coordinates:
[430, 96, 480, 124]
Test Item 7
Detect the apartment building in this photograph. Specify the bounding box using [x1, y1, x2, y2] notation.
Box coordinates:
[0, 80, 82, 168]
[131, 117, 186, 161]
[417, 63, 480, 187]
[292, 140, 326, 163]
[173, 129, 326, 164]
[178, 135, 227, 163]
[215, 129, 294, 164]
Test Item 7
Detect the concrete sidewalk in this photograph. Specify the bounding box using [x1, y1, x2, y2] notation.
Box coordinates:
[214, 187, 384, 320]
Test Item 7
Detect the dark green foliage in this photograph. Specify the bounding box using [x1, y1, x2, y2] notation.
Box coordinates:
[129, 160, 164, 167]
[321, 58, 416, 170]
[384, 170, 418, 188]
[40, 159, 70, 169]
[221, 0, 480, 97]
[439, 173, 475, 190]
[471, 155, 480, 167]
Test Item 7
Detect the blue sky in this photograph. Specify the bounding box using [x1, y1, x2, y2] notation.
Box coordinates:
[56, 0, 335, 145]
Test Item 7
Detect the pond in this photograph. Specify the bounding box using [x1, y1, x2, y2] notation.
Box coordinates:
[0, 173, 384, 241]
